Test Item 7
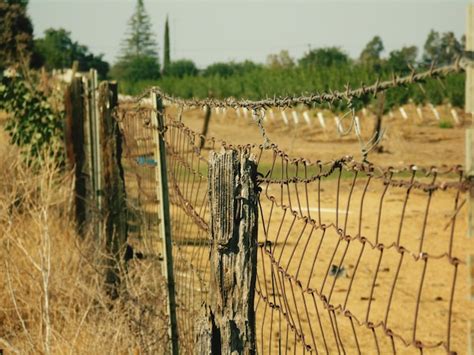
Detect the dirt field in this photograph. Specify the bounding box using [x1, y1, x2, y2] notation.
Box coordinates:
[166, 104, 472, 354]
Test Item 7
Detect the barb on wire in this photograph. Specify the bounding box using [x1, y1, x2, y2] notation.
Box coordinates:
[122, 56, 468, 111]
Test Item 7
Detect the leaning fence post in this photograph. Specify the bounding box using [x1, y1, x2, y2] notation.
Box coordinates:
[150, 90, 179, 355]
[198, 149, 258, 354]
[98, 81, 128, 298]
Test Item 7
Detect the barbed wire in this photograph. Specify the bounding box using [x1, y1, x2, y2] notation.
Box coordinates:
[125, 56, 469, 111]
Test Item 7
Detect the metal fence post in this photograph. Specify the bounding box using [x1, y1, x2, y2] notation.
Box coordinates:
[150, 91, 179, 354]
[197, 149, 258, 354]
[89, 69, 103, 245]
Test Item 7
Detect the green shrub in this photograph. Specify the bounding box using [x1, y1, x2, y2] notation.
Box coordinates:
[438, 120, 453, 129]
[0, 75, 64, 164]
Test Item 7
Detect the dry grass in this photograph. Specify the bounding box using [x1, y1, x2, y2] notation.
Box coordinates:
[0, 123, 169, 354]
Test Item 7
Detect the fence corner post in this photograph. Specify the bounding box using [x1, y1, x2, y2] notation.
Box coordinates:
[202, 148, 258, 354]
[150, 90, 179, 355]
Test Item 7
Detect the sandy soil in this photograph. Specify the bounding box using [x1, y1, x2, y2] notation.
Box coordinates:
[165, 104, 472, 354]
[119, 103, 472, 354]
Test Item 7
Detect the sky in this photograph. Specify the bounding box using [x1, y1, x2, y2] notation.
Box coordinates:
[28, 0, 469, 68]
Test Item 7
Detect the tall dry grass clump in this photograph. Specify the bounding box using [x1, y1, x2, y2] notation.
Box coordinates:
[0, 124, 169, 354]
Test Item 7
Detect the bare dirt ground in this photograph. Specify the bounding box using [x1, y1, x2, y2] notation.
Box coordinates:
[168, 104, 472, 354]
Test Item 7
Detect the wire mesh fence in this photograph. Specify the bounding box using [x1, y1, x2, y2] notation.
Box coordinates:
[115, 99, 469, 354]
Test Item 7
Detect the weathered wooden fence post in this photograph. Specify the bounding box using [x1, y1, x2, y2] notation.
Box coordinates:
[98, 81, 128, 298]
[64, 76, 88, 237]
[197, 149, 258, 354]
[150, 91, 179, 355]
[200, 105, 212, 149]
[466, 4, 474, 355]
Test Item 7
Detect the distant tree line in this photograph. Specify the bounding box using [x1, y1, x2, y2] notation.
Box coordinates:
[0, 0, 466, 111]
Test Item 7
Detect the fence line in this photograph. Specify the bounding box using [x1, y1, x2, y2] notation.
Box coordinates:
[65, 54, 472, 353]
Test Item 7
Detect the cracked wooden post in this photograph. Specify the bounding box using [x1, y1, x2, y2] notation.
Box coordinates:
[98, 81, 128, 299]
[197, 149, 258, 354]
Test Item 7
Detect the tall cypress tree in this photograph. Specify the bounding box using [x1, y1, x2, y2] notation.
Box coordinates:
[163, 15, 170, 73]
[120, 0, 158, 59]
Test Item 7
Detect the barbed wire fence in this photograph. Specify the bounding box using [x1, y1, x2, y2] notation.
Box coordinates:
[64, 52, 474, 354]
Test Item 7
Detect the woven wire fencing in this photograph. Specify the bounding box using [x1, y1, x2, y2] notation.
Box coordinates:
[115, 65, 470, 354]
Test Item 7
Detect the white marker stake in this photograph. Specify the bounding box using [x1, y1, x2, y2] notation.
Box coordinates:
[416, 106, 424, 119]
[292, 110, 300, 125]
[261, 108, 267, 122]
[399, 107, 408, 120]
[317, 112, 326, 129]
[281, 111, 289, 125]
[389, 111, 394, 119]
[362, 108, 368, 117]
[450, 108, 460, 124]
[269, 109, 275, 120]
[334, 116, 343, 133]
[354, 116, 361, 136]
[429, 104, 440, 120]
[243, 107, 249, 118]
[236, 108, 241, 118]
[303, 111, 312, 126]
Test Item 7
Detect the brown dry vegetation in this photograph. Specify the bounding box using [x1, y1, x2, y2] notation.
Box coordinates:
[0, 115, 168, 354]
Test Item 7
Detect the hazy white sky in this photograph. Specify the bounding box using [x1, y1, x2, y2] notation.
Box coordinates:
[29, 0, 469, 68]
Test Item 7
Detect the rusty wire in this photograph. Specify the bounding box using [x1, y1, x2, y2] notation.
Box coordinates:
[116, 67, 469, 353]
[125, 56, 469, 111]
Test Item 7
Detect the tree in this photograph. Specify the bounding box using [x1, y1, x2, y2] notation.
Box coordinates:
[163, 16, 170, 73]
[203, 60, 261, 77]
[110, 55, 160, 82]
[298, 47, 350, 69]
[266, 50, 294, 69]
[165, 59, 198, 78]
[34, 28, 109, 78]
[387, 45, 418, 74]
[422, 30, 462, 66]
[120, 0, 157, 59]
[359, 36, 384, 64]
[0, 0, 34, 70]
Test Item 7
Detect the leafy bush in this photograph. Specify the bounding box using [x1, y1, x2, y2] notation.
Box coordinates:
[438, 120, 453, 129]
[0, 75, 64, 164]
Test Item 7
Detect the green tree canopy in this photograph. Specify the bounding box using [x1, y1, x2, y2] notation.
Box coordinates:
[110, 55, 160, 82]
[298, 47, 350, 69]
[34, 28, 109, 78]
[203, 60, 261, 78]
[387, 45, 418, 74]
[266, 50, 294, 69]
[422, 30, 462, 66]
[0, 0, 34, 70]
[359, 35, 384, 64]
[165, 59, 198, 78]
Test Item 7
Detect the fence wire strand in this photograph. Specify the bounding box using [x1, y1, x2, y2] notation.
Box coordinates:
[115, 64, 469, 353]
